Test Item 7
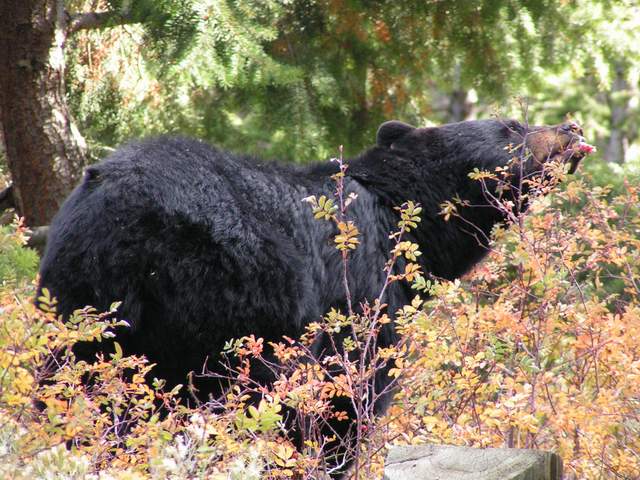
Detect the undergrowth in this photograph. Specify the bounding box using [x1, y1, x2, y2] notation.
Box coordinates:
[0, 161, 638, 478]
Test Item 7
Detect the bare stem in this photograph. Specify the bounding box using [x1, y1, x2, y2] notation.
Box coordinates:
[334, 146, 354, 317]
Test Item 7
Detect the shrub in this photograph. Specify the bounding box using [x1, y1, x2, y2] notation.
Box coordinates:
[0, 218, 39, 289]
[1, 158, 639, 479]
[388, 173, 640, 479]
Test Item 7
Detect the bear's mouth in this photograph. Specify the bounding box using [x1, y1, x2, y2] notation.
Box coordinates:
[551, 141, 596, 174]
[526, 123, 595, 175]
[556, 148, 585, 175]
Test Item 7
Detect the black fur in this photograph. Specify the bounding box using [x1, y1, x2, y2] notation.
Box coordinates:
[376, 120, 415, 147]
[39, 118, 557, 471]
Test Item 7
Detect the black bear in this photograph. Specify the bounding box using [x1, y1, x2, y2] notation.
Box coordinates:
[38, 118, 587, 471]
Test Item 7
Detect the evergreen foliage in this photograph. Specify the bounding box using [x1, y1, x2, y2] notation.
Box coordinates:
[65, 0, 640, 162]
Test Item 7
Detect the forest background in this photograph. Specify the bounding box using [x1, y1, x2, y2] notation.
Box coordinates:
[0, 1, 639, 479]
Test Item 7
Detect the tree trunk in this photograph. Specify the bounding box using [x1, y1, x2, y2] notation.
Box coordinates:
[0, 0, 87, 227]
[603, 63, 630, 164]
[447, 64, 472, 123]
[448, 89, 472, 123]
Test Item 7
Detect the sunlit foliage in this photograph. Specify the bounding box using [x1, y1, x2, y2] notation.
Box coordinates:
[1, 155, 639, 477]
[390, 175, 640, 479]
[64, 1, 640, 161]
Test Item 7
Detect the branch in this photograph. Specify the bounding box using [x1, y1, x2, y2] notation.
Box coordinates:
[0, 184, 14, 213]
[67, 10, 136, 34]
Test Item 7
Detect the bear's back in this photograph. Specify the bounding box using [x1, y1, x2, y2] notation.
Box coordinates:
[38, 137, 331, 390]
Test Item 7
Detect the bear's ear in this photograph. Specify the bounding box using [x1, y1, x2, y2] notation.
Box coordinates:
[376, 120, 415, 148]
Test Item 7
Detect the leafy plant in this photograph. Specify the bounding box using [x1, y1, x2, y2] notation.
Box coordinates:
[0, 218, 39, 288]
[1, 135, 639, 478]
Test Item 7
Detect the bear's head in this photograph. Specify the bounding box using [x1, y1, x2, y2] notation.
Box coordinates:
[375, 118, 589, 179]
[354, 118, 593, 280]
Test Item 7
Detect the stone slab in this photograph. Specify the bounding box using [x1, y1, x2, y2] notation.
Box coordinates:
[383, 444, 562, 480]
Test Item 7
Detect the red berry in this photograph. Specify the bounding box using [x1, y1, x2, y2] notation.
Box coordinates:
[577, 142, 596, 154]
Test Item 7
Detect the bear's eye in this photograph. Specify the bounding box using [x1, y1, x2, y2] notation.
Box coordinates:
[561, 123, 581, 134]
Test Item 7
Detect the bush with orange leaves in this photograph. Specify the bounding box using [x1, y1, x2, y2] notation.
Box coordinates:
[1, 158, 639, 479]
[388, 172, 640, 479]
